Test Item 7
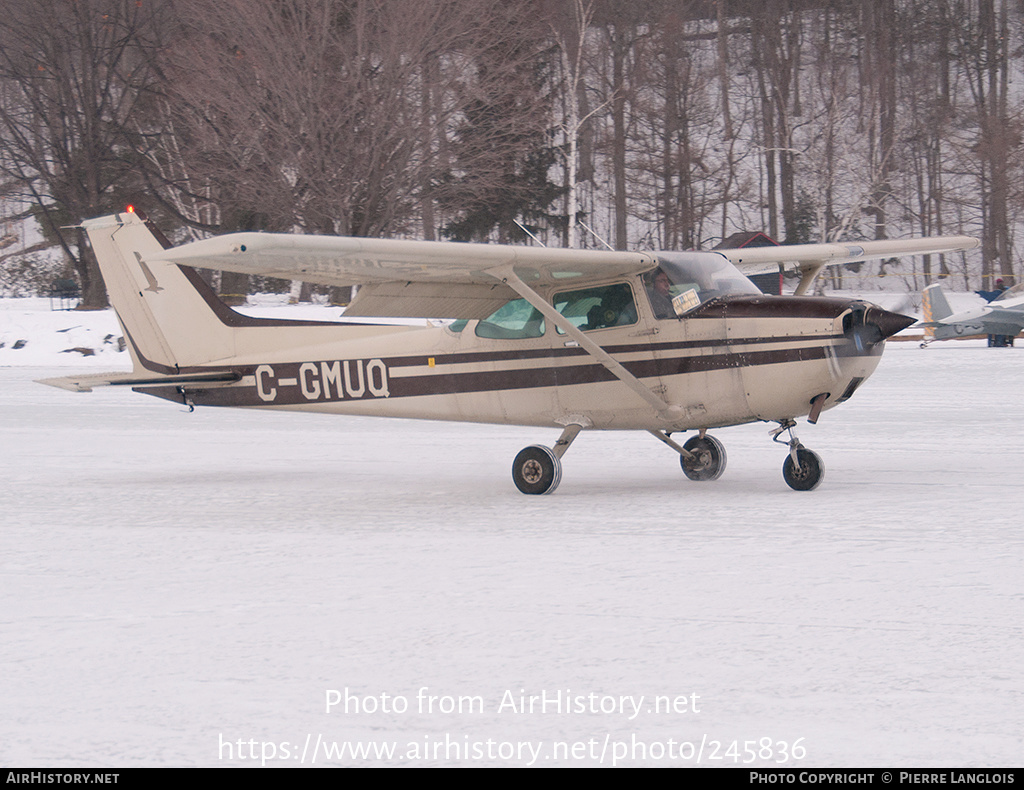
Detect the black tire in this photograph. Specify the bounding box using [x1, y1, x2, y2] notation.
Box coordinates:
[782, 448, 824, 491]
[680, 435, 727, 481]
[512, 445, 562, 495]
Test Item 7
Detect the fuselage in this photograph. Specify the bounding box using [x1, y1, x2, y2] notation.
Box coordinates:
[136, 274, 903, 432]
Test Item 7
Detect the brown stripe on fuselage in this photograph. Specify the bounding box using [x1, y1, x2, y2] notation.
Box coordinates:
[136, 341, 840, 408]
[383, 332, 845, 369]
[386, 345, 836, 398]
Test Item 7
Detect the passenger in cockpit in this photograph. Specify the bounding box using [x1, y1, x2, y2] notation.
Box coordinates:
[586, 284, 637, 329]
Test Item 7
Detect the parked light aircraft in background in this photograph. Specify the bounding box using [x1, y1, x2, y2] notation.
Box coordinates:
[919, 282, 1024, 347]
[42, 210, 978, 493]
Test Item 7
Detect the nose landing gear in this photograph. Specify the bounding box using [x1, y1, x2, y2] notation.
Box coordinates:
[771, 420, 825, 491]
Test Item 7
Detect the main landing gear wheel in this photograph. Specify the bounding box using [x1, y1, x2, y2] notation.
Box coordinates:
[680, 435, 727, 481]
[782, 447, 824, 491]
[512, 445, 563, 495]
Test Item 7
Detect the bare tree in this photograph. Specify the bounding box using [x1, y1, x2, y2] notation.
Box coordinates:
[155, 0, 555, 246]
[947, 0, 1021, 287]
[545, 0, 602, 248]
[891, 0, 956, 286]
[0, 0, 169, 307]
[591, 1, 658, 249]
[749, 0, 805, 243]
[433, 2, 562, 243]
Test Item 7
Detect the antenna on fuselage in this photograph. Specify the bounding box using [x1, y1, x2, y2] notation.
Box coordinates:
[513, 220, 546, 247]
[578, 220, 615, 251]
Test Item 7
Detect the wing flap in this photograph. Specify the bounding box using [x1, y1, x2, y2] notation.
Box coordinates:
[344, 281, 516, 319]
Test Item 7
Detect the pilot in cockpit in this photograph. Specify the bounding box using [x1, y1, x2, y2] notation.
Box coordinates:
[647, 268, 675, 319]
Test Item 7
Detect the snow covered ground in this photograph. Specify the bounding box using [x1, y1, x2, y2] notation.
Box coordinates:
[2, 296, 1022, 767]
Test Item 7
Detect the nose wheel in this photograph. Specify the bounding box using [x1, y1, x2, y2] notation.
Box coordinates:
[782, 446, 824, 491]
[771, 420, 825, 491]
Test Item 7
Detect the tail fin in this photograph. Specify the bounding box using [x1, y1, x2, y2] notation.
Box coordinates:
[921, 284, 954, 339]
[83, 211, 237, 372]
[45, 211, 410, 394]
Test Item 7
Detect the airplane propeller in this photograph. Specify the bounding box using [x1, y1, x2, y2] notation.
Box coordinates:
[887, 291, 917, 316]
[844, 303, 915, 353]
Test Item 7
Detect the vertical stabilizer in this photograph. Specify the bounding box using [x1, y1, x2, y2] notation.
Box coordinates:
[83, 212, 236, 372]
[921, 284, 954, 339]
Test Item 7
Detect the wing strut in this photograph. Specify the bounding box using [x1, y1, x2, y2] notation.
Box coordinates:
[489, 266, 684, 423]
[794, 263, 826, 296]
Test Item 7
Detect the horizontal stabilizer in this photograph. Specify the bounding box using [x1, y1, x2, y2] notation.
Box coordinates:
[38, 370, 240, 393]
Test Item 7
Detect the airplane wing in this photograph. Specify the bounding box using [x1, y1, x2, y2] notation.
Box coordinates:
[717, 236, 979, 294]
[148, 230, 978, 316]
[148, 234, 657, 319]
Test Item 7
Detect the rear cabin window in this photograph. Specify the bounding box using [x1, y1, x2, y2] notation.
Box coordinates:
[552, 283, 637, 333]
[474, 298, 546, 339]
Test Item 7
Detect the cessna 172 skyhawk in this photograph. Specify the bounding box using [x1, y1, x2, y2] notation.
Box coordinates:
[42, 209, 978, 493]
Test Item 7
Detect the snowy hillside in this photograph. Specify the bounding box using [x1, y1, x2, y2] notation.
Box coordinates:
[0, 296, 421, 369]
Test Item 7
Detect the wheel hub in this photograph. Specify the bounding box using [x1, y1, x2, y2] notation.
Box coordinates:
[521, 459, 543, 484]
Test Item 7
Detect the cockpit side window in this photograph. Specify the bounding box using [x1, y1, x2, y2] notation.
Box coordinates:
[552, 282, 638, 333]
[474, 298, 545, 339]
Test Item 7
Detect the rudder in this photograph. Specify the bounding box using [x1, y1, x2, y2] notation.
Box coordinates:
[922, 283, 954, 322]
[83, 211, 236, 372]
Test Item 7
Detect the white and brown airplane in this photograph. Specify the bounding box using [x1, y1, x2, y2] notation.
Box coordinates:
[42, 209, 978, 493]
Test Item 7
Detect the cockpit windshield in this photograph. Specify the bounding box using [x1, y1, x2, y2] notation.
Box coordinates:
[645, 252, 761, 319]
